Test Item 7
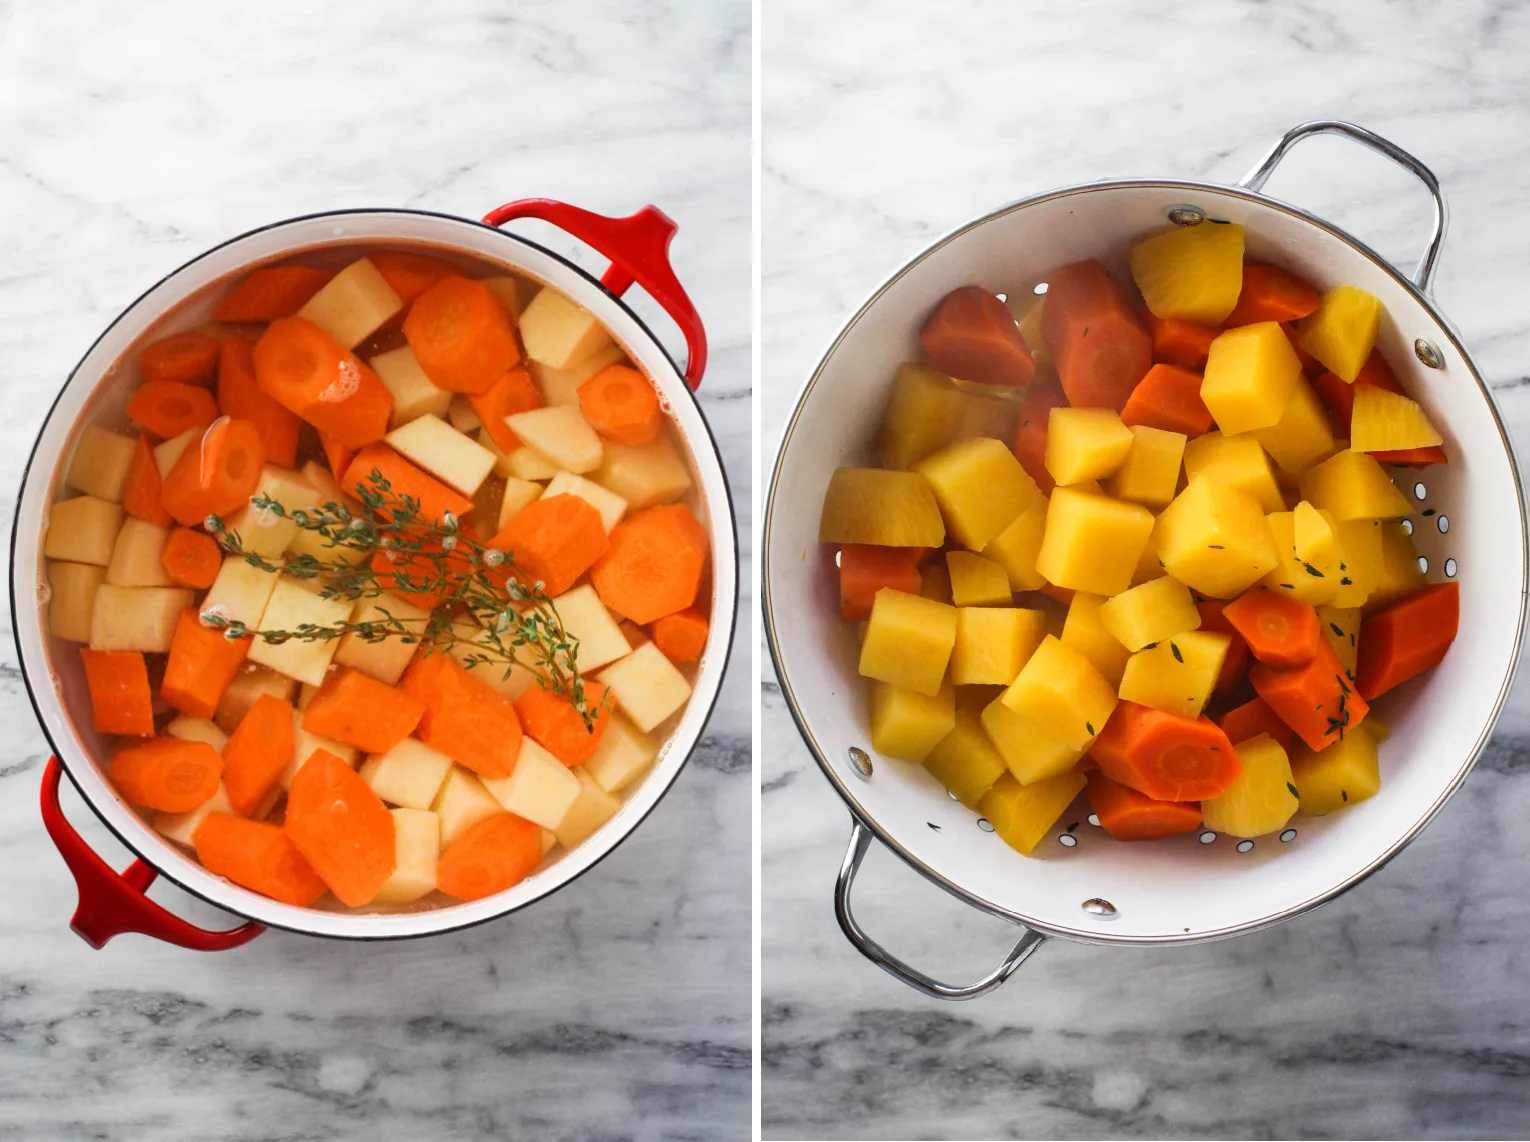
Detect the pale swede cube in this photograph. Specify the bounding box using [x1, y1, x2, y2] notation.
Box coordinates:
[542, 470, 628, 533]
[445, 618, 539, 699]
[553, 767, 621, 847]
[89, 585, 193, 653]
[247, 578, 351, 685]
[297, 257, 403, 349]
[541, 828, 558, 856]
[300, 460, 346, 507]
[152, 781, 233, 848]
[432, 765, 502, 849]
[594, 434, 693, 510]
[66, 427, 136, 502]
[481, 738, 580, 830]
[334, 592, 429, 685]
[384, 414, 496, 496]
[498, 477, 544, 529]
[165, 716, 229, 751]
[372, 345, 451, 427]
[584, 711, 658, 793]
[47, 561, 105, 643]
[153, 428, 199, 478]
[105, 518, 173, 587]
[506, 406, 603, 475]
[450, 394, 483, 433]
[552, 584, 630, 674]
[202, 556, 280, 628]
[45, 495, 124, 567]
[504, 443, 560, 482]
[483, 274, 537, 322]
[530, 344, 626, 408]
[360, 737, 454, 810]
[224, 466, 321, 559]
[215, 666, 298, 734]
[372, 808, 440, 904]
[287, 467, 365, 567]
[519, 287, 614, 370]
[279, 707, 357, 789]
[597, 642, 692, 732]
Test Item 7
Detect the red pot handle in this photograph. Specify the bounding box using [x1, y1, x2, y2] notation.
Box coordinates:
[40, 757, 264, 951]
[481, 199, 707, 390]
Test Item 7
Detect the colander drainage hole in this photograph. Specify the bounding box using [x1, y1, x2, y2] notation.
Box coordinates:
[1032, 282, 1048, 295]
[1445, 558, 1458, 578]
[1418, 555, 1429, 575]
[1082, 898, 1118, 918]
[1401, 518, 1414, 535]
[1414, 481, 1428, 501]
[995, 292, 1007, 302]
[847, 747, 872, 778]
[1437, 515, 1450, 534]
[1198, 831, 1217, 844]
[1279, 829, 1297, 843]
[1087, 813, 1101, 827]
[977, 818, 995, 833]
[1236, 840, 1255, 853]
[1058, 833, 1078, 848]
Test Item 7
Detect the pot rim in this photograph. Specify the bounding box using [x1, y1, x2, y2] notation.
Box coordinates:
[763, 175, 1529, 946]
[14, 205, 739, 940]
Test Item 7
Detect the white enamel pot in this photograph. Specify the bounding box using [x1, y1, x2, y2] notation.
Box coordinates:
[12, 199, 737, 947]
[764, 121, 1527, 999]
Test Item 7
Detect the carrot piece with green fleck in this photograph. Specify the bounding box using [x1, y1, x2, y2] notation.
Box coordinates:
[214, 266, 334, 323]
[302, 669, 424, 755]
[436, 812, 544, 900]
[403, 276, 521, 394]
[108, 737, 222, 812]
[193, 812, 328, 906]
[514, 681, 612, 765]
[1223, 264, 1322, 327]
[81, 649, 155, 736]
[127, 380, 219, 439]
[218, 334, 300, 468]
[161, 608, 252, 719]
[1222, 588, 1322, 668]
[251, 317, 393, 448]
[1217, 695, 1294, 753]
[490, 493, 611, 599]
[649, 607, 710, 663]
[159, 415, 265, 526]
[1085, 770, 1203, 840]
[139, 332, 222, 387]
[1250, 638, 1369, 752]
[469, 366, 541, 454]
[590, 503, 706, 624]
[284, 749, 396, 907]
[160, 527, 222, 589]
[221, 693, 297, 816]
[123, 434, 172, 526]
[400, 653, 524, 779]
[1355, 581, 1459, 700]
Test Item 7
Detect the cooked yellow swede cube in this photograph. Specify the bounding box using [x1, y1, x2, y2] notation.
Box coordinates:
[433, 766, 503, 850]
[952, 607, 1047, 686]
[498, 476, 545, 530]
[553, 767, 622, 848]
[1202, 322, 1302, 435]
[1290, 728, 1380, 815]
[247, 578, 351, 686]
[1298, 449, 1410, 520]
[876, 361, 967, 470]
[1130, 221, 1245, 325]
[1034, 486, 1154, 597]
[359, 737, 454, 810]
[1330, 518, 1382, 608]
[202, 556, 280, 628]
[553, 583, 631, 674]
[598, 641, 693, 732]
[978, 768, 1087, 856]
[1000, 634, 1116, 750]
[385, 414, 497, 497]
[1299, 285, 1381, 383]
[857, 589, 957, 697]
[153, 781, 233, 849]
[584, 712, 658, 793]
[1202, 733, 1298, 838]
[1108, 425, 1185, 509]
[980, 694, 1083, 786]
[66, 426, 137, 503]
[1060, 591, 1131, 688]
[106, 518, 173, 587]
[372, 808, 440, 905]
[226, 465, 321, 559]
[280, 707, 357, 789]
[1118, 630, 1230, 718]
[1253, 377, 1336, 475]
[297, 257, 403, 349]
[89, 584, 192, 653]
[868, 677, 956, 762]
[983, 499, 1047, 591]
[1099, 575, 1201, 652]
[214, 666, 296, 734]
[946, 551, 1012, 607]
[1132, 521, 1166, 585]
[152, 428, 198, 478]
[482, 738, 581, 830]
[506, 406, 604, 475]
[45, 495, 124, 567]
[1184, 432, 1284, 514]
[1317, 603, 1361, 677]
[166, 715, 229, 751]
[922, 692, 1007, 808]
[913, 436, 1043, 551]
[1045, 408, 1134, 487]
[819, 468, 945, 548]
[594, 434, 693, 511]
[1262, 511, 1340, 606]
[1351, 385, 1444, 453]
[543, 470, 628, 533]
[371, 345, 452, 427]
[530, 343, 626, 408]
[333, 592, 430, 685]
[520, 288, 614, 370]
[1154, 478, 1278, 598]
[47, 561, 106, 643]
[1365, 521, 1426, 612]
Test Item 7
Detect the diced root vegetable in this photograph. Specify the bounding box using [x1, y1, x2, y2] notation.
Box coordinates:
[371, 808, 440, 904]
[214, 666, 298, 734]
[530, 344, 626, 408]
[222, 465, 321, 559]
[45, 495, 125, 567]
[89, 585, 194, 653]
[297, 257, 404, 349]
[551, 584, 632, 674]
[201, 556, 281, 628]
[400, 653, 524, 779]
[597, 642, 694, 733]
[359, 737, 454, 810]
[333, 592, 431, 685]
[284, 749, 396, 907]
[595, 434, 694, 511]
[154, 781, 233, 848]
[303, 668, 424, 755]
[106, 518, 174, 587]
[162, 607, 252, 720]
[481, 739, 582, 829]
[66, 427, 137, 502]
[48, 562, 106, 643]
[432, 766, 503, 849]
[541, 469, 628, 533]
[505, 406, 605, 475]
[383, 413, 497, 496]
[552, 768, 621, 847]
[519, 287, 614, 370]
[583, 713, 658, 793]
[371, 345, 453, 427]
[436, 811, 545, 900]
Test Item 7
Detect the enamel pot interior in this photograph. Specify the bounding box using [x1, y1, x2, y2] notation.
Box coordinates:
[765, 180, 1526, 945]
[14, 209, 737, 939]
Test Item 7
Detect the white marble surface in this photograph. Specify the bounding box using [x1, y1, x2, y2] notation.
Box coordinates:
[763, 1, 1530, 1138]
[0, 2, 749, 1139]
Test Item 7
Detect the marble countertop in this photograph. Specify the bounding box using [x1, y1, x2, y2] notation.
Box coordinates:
[762, 1, 1530, 1138]
[0, 2, 750, 1139]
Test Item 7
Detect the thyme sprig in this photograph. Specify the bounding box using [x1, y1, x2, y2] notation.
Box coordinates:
[201, 469, 599, 728]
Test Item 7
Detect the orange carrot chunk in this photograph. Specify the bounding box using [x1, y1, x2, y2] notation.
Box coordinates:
[370, 250, 463, 303]
[161, 609, 252, 719]
[160, 416, 265, 527]
[1223, 588, 1322, 668]
[108, 737, 222, 813]
[251, 317, 393, 448]
[214, 266, 334, 324]
[1012, 372, 1067, 494]
[470, 366, 541, 454]
[302, 669, 424, 755]
[400, 653, 524, 779]
[221, 693, 297, 816]
[918, 286, 1035, 389]
[1197, 600, 1250, 693]
[319, 431, 355, 484]
[1121, 363, 1216, 438]
[342, 443, 473, 526]
[139, 332, 222, 387]
[1372, 445, 1447, 467]
[436, 812, 545, 901]
[1085, 770, 1203, 840]
[1223, 264, 1322, 327]
[284, 749, 396, 907]
[80, 649, 155, 737]
[490, 493, 611, 599]
[218, 334, 300, 468]
[403, 276, 521, 395]
[514, 681, 612, 765]
[1089, 702, 1241, 802]
[193, 812, 328, 906]
[649, 607, 710, 663]
[1040, 259, 1153, 411]
[1355, 581, 1459, 700]
[122, 433, 172, 527]
[578, 365, 665, 446]
[1217, 696, 1294, 753]
[838, 544, 923, 620]
[1147, 314, 1219, 370]
[1312, 350, 1406, 437]
[160, 526, 222, 589]
[126, 380, 219, 439]
[590, 503, 707, 625]
[1251, 639, 1370, 753]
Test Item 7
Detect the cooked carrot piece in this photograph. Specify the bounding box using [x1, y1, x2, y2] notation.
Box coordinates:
[1147, 314, 1220, 370]
[436, 812, 545, 900]
[370, 250, 462, 303]
[1251, 638, 1369, 752]
[1120, 363, 1215, 437]
[302, 669, 424, 754]
[364, 543, 472, 611]
[214, 266, 334, 324]
[1217, 695, 1294, 753]
[590, 503, 706, 625]
[160, 527, 222, 589]
[403, 276, 521, 394]
[650, 607, 710, 663]
[1089, 701, 1241, 802]
[1372, 445, 1447, 467]
[1040, 259, 1153, 411]
[1223, 264, 1322, 326]
[284, 749, 395, 907]
[1197, 600, 1250, 693]
[193, 812, 328, 906]
[162, 609, 252, 719]
[578, 365, 664, 446]
[1355, 581, 1459, 700]
[80, 649, 155, 736]
[342, 443, 473, 525]
[251, 317, 393, 448]
[122, 433, 172, 526]
[126, 380, 219, 439]
[490, 493, 611, 599]
[838, 544, 923, 620]
[1012, 372, 1067, 493]
[515, 681, 612, 765]
[139, 332, 222, 387]
[469, 366, 541, 454]
[221, 693, 296, 816]
[218, 334, 299, 468]
[160, 416, 265, 526]
[919, 286, 1035, 389]
[400, 653, 524, 779]
[1223, 588, 1322, 668]
[108, 737, 222, 812]
[319, 431, 355, 483]
[1085, 770, 1203, 840]
[1312, 350, 1406, 438]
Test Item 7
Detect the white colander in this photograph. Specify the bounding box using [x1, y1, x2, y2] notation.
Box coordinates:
[764, 121, 1528, 1000]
